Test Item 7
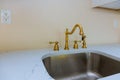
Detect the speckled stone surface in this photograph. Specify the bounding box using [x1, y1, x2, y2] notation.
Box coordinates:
[0, 44, 120, 80]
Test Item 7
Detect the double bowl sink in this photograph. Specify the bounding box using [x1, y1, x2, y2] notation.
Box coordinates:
[42, 52, 120, 80]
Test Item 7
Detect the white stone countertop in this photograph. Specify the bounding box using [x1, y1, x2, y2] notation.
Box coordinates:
[0, 44, 120, 80]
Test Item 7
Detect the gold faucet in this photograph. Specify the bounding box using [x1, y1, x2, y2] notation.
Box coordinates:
[64, 24, 87, 50]
[49, 41, 59, 51]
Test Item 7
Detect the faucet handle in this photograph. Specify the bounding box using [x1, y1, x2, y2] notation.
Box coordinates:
[49, 41, 59, 51]
[73, 40, 81, 49]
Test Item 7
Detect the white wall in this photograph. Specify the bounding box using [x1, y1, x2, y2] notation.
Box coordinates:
[0, 0, 120, 51]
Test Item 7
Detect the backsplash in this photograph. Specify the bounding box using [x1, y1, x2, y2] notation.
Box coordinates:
[0, 0, 120, 51]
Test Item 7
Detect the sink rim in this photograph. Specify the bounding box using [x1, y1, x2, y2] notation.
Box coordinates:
[42, 50, 120, 61]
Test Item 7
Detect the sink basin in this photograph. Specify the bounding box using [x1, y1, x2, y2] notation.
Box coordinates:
[42, 53, 120, 80]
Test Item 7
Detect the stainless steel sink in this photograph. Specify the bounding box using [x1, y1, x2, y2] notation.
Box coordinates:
[42, 53, 120, 80]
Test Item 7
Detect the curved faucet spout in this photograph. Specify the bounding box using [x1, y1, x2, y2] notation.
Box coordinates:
[64, 24, 87, 50]
[66, 24, 84, 35]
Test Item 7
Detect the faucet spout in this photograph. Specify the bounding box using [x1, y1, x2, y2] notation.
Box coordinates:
[67, 24, 84, 35]
[64, 24, 87, 50]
